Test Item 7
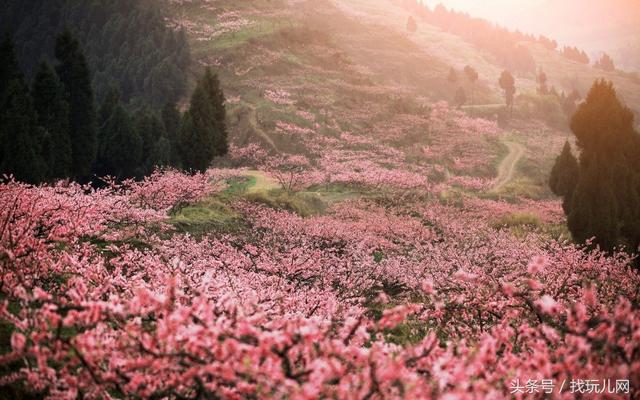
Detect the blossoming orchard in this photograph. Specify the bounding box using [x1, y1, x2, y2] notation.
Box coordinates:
[1, 0, 640, 399]
[1, 162, 638, 398]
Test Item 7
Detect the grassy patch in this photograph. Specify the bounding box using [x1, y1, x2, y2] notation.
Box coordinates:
[492, 212, 541, 229]
[171, 198, 242, 236]
[245, 189, 326, 217]
[212, 22, 283, 50]
[438, 190, 465, 208]
[544, 223, 572, 242]
[496, 177, 548, 199]
[222, 176, 256, 197]
[492, 212, 542, 237]
[493, 211, 572, 241]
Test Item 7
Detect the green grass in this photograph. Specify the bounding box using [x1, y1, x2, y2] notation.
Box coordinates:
[304, 182, 366, 203]
[245, 189, 326, 217]
[171, 197, 242, 236]
[545, 223, 572, 241]
[169, 175, 364, 235]
[222, 176, 256, 196]
[492, 212, 541, 227]
[494, 177, 548, 200]
[211, 22, 283, 50]
[491, 212, 542, 237]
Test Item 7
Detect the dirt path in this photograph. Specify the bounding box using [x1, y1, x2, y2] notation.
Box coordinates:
[243, 170, 280, 193]
[246, 104, 278, 151]
[491, 140, 525, 192]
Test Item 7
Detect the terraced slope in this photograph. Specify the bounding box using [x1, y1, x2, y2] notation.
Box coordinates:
[165, 0, 605, 199]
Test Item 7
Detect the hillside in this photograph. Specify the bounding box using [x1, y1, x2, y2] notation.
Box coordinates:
[431, 0, 640, 72]
[509, 0, 640, 67]
[1, 0, 639, 398]
[166, 0, 603, 198]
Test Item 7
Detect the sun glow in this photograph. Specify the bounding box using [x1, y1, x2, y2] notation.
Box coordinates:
[425, 0, 640, 53]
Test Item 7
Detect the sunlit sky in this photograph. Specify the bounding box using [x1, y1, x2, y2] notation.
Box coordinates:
[424, 0, 640, 53]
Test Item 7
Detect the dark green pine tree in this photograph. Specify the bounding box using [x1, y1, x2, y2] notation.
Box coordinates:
[99, 85, 121, 128]
[570, 80, 636, 157]
[561, 79, 640, 253]
[180, 86, 215, 172]
[0, 80, 46, 184]
[135, 108, 168, 174]
[148, 135, 172, 172]
[0, 36, 45, 183]
[568, 155, 619, 251]
[95, 86, 121, 177]
[498, 70, 516, 112]
[162, 100, 182, 168]
[32, 61, 72, 181]
[179, 69, 228, 173]
[549, 141, 579, 213]
[0, 36, 24, 170]
[100, 105, 142, 179]
[55, 29, 97, 180]
[199, 68, 228, 157]
[0, 36, 23, 105]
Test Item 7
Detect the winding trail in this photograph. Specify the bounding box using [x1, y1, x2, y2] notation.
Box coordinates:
[246, 104, 278, 151]
[243, 170, 280, 194]
[491, 140, 526, 192]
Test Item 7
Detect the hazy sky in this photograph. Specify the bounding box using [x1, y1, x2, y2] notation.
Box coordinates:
[424, 0, 640, 54]
[426, 0, 545, 21]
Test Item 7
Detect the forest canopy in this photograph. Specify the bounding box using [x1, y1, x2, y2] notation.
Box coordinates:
[0, 0, 191, 109]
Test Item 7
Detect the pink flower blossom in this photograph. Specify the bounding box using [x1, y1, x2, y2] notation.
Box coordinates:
[10, 333, 26, 353]
[536, 295, 561, 314]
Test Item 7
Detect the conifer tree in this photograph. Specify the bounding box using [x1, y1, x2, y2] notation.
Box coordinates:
[32, 61, 72, 181]
[99, 105, 142, 179]
[570, 80, 635, 156]
[0, 80, 45, 184]
[0, 36, 45, 183]
[55, 29, 97, 180]
[95, 86, 121, 177]
[549, 141, 579, 213]
[0, 36, 23, 105]
[135, 108, 168, 174]
[179, 69, 228, 172]
[594, 53, 615, 72]
[536, 69, 548, 95]
[554, 79, 640, 253]
[148, 135, 172, 171]
[0, 36, 22, 170]
[99, 85, 121, 128]
[498, 70, 516, 113]
[162, 101, 182, 168]
[180, 86, 216, 173]
[200, 68, 228, 157]
[568, 156, 619, 250]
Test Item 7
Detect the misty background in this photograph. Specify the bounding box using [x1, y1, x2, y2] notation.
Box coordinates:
[427, 0, 640, 71]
